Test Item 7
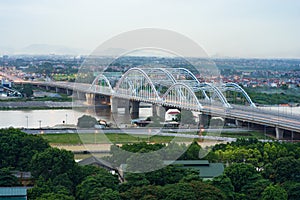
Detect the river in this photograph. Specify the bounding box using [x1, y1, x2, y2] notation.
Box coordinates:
[0, 108, 152, 129]
[0, 106, 299, 129]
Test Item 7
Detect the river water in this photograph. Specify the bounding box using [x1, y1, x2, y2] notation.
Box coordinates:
[0, 106, 299, 129]
[0, 108, 152, 129]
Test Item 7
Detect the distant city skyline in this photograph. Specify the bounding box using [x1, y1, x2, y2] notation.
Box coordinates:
[0, 0, 300, 58]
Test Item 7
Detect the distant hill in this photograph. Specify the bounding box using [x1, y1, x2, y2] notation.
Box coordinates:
[17, 44, 88, 55]
[0, 46, 15, 54]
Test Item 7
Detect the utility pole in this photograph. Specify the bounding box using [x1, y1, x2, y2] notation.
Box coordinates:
[38, 120, 42, 129]
[25, 116, 29, 129]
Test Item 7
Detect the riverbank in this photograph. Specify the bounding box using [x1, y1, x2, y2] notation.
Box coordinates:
[0, 101, 72, 110]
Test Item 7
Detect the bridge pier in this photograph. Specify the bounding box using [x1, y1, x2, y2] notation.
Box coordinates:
[86, 93, 95, 105]
[111, 97, 118, 113]
[199, 113, 211, 128]
[110, 98, 130, 114]
[152, 105, 158, 117]
[105, 96, 111, 104]
[124, 100, 130, 115]
[275, 127, 284, 139]
[55, 87, 60, 93]
[235, 119, 242, 127]
[76, 91, 86, 101]
[66, 89, 72, 96]
[152, 105, 166, 119]
[94, 95, 111, 105]
[130, 101, 140, 119]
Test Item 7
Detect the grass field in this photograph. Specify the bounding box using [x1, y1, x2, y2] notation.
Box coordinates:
[41, 133, 178, 144]
[40, 130, 271, 145]
[208, 131, 272, 139]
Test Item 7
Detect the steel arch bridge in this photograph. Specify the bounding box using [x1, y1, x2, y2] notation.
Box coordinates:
[90, 67, 256, 111]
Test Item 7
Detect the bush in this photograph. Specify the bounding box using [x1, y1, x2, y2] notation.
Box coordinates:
[77, 115, 98, 128]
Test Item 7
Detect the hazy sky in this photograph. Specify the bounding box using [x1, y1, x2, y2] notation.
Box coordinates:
[1, 0, 300, 58]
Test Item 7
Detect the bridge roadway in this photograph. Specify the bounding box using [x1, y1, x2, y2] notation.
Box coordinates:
[26, 80, 300, 138]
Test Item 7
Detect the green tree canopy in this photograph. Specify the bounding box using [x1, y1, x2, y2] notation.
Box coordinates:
[21, 84, 33, 97]
[282, 181, 300, 200]
[272, 156, 300, 183]
[225, 163, 261, 192]
[76, 171, 119, 200]
[77, 115, 98, 128]
[261, 184, 288, 200]
[30, 148, 76, 181]
[0, 128, 49, 170]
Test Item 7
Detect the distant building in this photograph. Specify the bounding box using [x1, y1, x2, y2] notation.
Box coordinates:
[1, 79, 12, 88]
[270, 83, 277, 87]
[119, 160, 224, 181]
[166, 160, 224, 180]
[78, 156, 116, 171]
[78, 156, 124, 182]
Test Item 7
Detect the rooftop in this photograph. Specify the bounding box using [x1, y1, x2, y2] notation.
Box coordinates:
[0, 187, 27, 199]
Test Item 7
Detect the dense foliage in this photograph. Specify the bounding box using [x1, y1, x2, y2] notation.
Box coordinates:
[0, 128, 49, 170]
[244, 87, 300, 105]
[1, 129, 299, 200]
[205, 138, 300, 199]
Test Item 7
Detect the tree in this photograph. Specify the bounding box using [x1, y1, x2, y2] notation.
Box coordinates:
[28, 177, 72, 200]
[224, 163, 260, 192]
[21, 84, 33, 97]
[76, 172, 119, 200]
[0, 168, 19, 186]
[211, 175, 234, 200]
[282, 181, 300, 200]
[126, 152, 164, 173]
[180, 141, 202, 160]
[0, 128, 49, 170]
[93, 188, 120, 200]
[120, 185, 164, 200]
[119, 173, 150, 193]
[163, 182, 198, 200]
[272, 156, 300, 183]
[164, 181, 226, 200]
[145, 166, 199, 186]
[261, 184, 287, 200]
[36, 193, 74, 200]
[240, 178, 271, 200]
[77, 115, 98, 128]
[52, 173, 73, 192]
[30, 148, 76, 181]
[176, 110, 195, 125]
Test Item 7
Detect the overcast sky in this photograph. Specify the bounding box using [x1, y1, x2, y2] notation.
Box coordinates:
[1, 0, 300, 58]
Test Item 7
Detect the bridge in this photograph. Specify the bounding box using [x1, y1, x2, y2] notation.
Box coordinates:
[15, 67, 300, 140]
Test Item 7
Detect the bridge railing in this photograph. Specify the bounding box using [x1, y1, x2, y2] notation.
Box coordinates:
[231, 104, 300, 121]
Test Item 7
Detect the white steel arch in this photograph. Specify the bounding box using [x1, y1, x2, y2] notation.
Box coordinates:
[162, 82, 203, 110]
[90, 74, 113, 94]
[142, 68, 177, 85]
[115, 68, 161, 102]
[166, 68, 200, 88]
[223, 82, 256, 107]
[166, 68, 231, 108]
[198, 83, 232, 108]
